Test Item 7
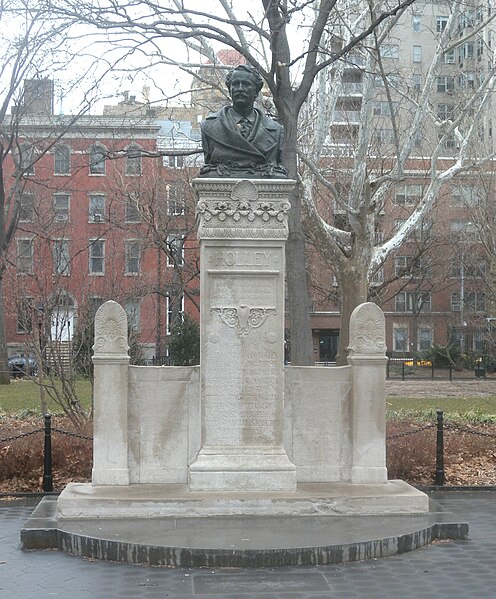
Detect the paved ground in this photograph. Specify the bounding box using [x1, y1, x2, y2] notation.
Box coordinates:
[2, 490, 496, 598]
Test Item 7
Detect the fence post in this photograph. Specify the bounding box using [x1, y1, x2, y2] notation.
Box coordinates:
[449, 363, 452, 381]
[43, 414, 53, 492]
[431, 359, 434, 379]
[402, 361, 405, 381]
[435, 409, 445, 486]
[386, 358, 390, 379]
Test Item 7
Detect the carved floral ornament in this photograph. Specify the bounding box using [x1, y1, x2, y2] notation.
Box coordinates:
[347, 302, 386, 356]
[93, 300, 130, 355]
[197, 198, 290, 225]
[210, 305, 276, 336]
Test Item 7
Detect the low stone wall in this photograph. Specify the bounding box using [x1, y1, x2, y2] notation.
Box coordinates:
[91, 301, 388, 486]
[123, 364, 353, 484]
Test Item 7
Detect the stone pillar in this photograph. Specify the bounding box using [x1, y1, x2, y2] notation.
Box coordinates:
[91, 301, 130, 485]
[347, 302, 388, 484]
[189, 178, 297, 491]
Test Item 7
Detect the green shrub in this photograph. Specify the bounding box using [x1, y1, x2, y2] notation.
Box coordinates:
[169, 315, 200, 366]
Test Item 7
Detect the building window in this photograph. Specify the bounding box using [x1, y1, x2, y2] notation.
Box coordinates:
[89, 239, 105, 274]
[54, 144, 71, 175]
[442, 49, 455, 64]
[466, 292, 486, 313]
[125, 193, 141, 222]
[373, 101, 397, 116]
[394, 184, 422, 205]
[418, 328, 433, 351]
[17, 238, 34, 273]
[412, 45, 422, 62]
[376, 129, 395, 144]
[166, 234, 184, 267]
[89, 144, 106, 175]
[125, 240, 141, 274]
[450, 220, 479, 242]
[450, 185, 481, 207]
[395, 291, 431, 312]
[393, 328, 409, 352]
[436, 15, 449, 33]
[451, 292, 462, 311]
[19, 193, 34, 222]
[89, 296, 104, 318]
[437, 103, 454, 121]
[459, 72, 476, 89]
[412, 74, 422, 93]
[167, 183, 185, 215]
[166, 294, 184, 334]
[412, 15, 421, 32]
[125, 144, 142, 176]
[17, 297, 33, 333]
[380, 44, 399, 59]
[124, 298, 141, 331]
[53, 239, 71, 276]
[167, 155, 185, 168]
[54, 194, 70, 222]
[459, 42, 474, 64]
[19, 144, 35, 175]
[89, 194, 105, 223]
[437, 76, 455, 93]
[395, 256, 424, 279]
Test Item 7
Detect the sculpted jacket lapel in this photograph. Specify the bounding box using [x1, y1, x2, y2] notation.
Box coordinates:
[206, 108, 278, 161]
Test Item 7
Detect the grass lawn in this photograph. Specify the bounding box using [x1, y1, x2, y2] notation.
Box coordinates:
[0, 378, 93, 415]
[387, 395, 496, 420]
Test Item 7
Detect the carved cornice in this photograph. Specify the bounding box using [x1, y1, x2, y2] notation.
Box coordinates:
[194, 178, 293, 240]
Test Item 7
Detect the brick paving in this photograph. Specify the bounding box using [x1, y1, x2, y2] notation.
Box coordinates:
[2, 491, 496, 598]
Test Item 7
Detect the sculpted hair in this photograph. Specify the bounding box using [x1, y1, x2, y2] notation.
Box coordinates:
[225, 64, 264, 94]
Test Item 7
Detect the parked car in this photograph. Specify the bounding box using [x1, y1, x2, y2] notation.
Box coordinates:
[8, 355, 38, 377]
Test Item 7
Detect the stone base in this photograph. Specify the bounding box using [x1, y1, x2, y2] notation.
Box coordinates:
[188, 447, 297, 491]
[56, 480, 429, 520]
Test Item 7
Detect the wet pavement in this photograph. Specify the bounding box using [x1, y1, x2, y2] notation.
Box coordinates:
[2, 490, 496, 598]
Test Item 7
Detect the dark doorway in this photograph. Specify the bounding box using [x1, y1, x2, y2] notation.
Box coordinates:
[318, 329, 339, 363]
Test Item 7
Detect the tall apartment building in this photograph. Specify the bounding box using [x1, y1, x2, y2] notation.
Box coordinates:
[307, 1, 496, 361]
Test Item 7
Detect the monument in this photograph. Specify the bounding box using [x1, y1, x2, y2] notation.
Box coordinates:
[20, 65, 463, 568]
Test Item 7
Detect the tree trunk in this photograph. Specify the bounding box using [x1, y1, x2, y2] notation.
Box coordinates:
[335, 265, 368, 366]
[281, 114, 314, 366]
[0, 277, 11, 385]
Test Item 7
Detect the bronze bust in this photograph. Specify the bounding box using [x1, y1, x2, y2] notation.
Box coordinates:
[199, 65, 288, 178]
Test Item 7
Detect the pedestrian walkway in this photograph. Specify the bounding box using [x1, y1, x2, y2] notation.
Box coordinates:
[2, 491, 496, 598]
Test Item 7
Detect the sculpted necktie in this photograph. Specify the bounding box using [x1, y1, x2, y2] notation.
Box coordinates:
[238, 117, 252, 139]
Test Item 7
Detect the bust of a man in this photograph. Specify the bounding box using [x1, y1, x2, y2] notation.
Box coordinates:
[199, 64, 288, 178]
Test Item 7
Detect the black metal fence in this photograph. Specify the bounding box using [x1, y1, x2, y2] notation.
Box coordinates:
[0, 414, 93, 492]
[1, 412, 495, 491]
[387, 358, 495, 381]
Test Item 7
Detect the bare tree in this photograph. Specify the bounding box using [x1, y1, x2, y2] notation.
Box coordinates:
[300, 1, 496, 362]
[43, 0, 419, 365]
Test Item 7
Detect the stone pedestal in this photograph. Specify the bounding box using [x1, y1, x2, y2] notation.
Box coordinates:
[188, 178, 297, 491]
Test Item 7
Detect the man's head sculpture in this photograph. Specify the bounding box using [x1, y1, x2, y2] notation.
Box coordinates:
[225, 64, 264, 95]
[199, 64, 288, 178]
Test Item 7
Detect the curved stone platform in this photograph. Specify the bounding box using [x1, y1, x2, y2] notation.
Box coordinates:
[21, 494, 468, 568]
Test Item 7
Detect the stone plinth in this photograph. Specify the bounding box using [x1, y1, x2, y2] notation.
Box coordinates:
[188, 178, 297, 491]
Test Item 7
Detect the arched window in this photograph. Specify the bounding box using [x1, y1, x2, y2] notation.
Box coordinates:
[125, 144, 142, 176]
[54, 144, 71, 175]
[89, 144, 106, 175]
